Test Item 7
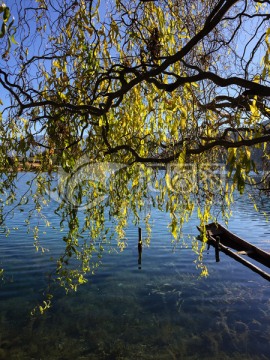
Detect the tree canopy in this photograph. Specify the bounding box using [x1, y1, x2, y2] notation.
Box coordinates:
[0, 0, 270, 311]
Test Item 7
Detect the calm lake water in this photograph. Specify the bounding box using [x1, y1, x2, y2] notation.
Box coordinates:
[1, 173, 270, 359]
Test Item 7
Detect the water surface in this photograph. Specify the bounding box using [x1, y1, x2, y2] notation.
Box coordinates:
[0, 176, 270, 359]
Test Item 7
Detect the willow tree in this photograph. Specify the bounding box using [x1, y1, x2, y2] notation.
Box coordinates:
[0, 0, 270, 308]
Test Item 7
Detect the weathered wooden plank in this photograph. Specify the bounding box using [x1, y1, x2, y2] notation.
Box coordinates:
[197, 223, 270, 282]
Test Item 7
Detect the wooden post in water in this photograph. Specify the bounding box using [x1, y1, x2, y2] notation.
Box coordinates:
[215, 235, 220, 262]
[138, 227, 142, 269]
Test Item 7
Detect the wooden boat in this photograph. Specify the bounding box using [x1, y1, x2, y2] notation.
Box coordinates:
[197, 222, 270, 281]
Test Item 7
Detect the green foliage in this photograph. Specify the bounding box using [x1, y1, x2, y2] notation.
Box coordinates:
[0, 0, 270, 312]
[0, 3, 17, 58]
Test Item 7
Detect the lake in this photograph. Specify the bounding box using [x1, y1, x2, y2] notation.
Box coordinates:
[0, 174, 270, 359]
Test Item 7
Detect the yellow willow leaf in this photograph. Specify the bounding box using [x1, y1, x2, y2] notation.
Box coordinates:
[180, 115, 186, 130]
[171, 121, 178, 136]
[52, 60, 61, 69]
[249, 101, 259, 116]
[58, 92, 67, 100]
[84, 24, 93, 36]
[255, 1, 265, 11]
[178, 147, 186, 165]
[165, 173, 171, 189]
[161, 133, 167, 142]
[132, 177, 139, 187]
[179, 33, 189, 39]
[187, 202, 194, 213]
[200, 265, 209, 277]
[122, 206, 127, 217]
[171, 218, 178, 239]
[253, 74, 260, 83]
[181, 106, 187, 117]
